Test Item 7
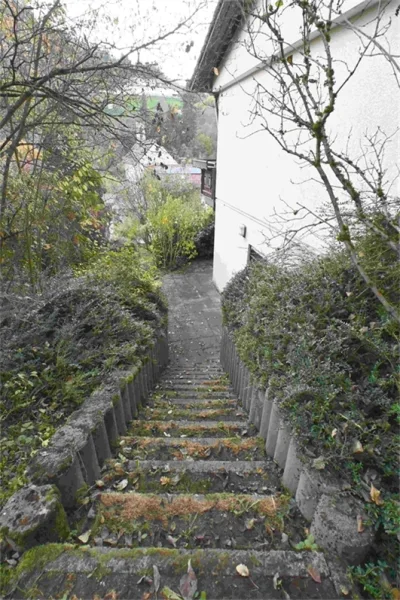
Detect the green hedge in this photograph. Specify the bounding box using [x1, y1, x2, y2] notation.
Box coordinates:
[222, 236, 399, 535]
[0, 246, 166, 508]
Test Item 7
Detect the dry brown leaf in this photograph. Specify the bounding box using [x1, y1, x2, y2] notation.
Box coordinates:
[391, 588, 400, 600]
[153, 565, 161, 593]
[114, 478, 128, 491]
[166, 534, 178, 547]
[77, 530, 91, 544]
[357, 515, 364, 533]
[236, 564, 250, 577]
[370, 483, 384, 505]
[179, 559, 198, 600]
[141, 593, 152, 600]
[245, 518, 255, 530]
[307, 565, 321, 583]
[352, 440, 364, 454]
[339, 585, 350, 596]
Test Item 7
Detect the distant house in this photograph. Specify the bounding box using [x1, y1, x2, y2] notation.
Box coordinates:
[193, 159, 216, 210]
[189, 0, 399, 291]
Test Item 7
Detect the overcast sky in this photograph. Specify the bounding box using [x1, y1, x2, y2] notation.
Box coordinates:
[64, 0, 218, 85]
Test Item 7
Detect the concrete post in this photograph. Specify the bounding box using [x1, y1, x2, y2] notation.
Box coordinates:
[259, 389, 272, 439]
[265, 400, 280, 457]
[92, 419, 111, 466]
[273, 420, 291, 469]
[282, 438, 303, 494]
[77, 434, 101, 484]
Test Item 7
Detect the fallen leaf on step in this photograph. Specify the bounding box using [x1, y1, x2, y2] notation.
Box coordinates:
[161, 587, 182, 599]
[77, 530, 91, 544]
[137, 575, 153, 585]
[153, 565, 161, 593]
[339, 585, 350, 596]
[114, 479, 128, 491]
[160, 477, 171, 486]
[370, 483, 384, 505]
[166, 535, 178, 547]
[141, 593, 152, 600]
[273, 573, 281, 590]
[213, 67, 219, 76]
[245, 518, 255, 530]
[236, 564, 250, 577]
[312, 456, 326, 470]
[352, 440, 364, 454]
[179, 559, 198, 600]
[357, 515, 364, 533]
[307, 565, 321, 583]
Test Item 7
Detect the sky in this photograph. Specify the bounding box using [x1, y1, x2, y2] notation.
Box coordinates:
[63, 0, 218, 87]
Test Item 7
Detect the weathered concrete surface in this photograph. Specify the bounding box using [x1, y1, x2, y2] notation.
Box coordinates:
[8, 546, 339, 600]
[0, 485, 68, 551]
[311, 494, 375, 565]
[163, 260, 221, 366]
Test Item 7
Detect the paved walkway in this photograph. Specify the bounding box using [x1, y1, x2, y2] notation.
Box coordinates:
[162, 259, 222, 366]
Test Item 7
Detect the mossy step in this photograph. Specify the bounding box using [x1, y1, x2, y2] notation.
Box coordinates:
[116, 436, 266, 461]
[151, 390, 236, 400]
[147, 398, 239, 409]
[139, 406, 246, 421]
[5, 545, 338, 599]
[159, 378, 230, 387]
[126, 421, 251, 438]
[91, 492, 304, 551]
[100, 459, 280, 495]
[157, 384, 232, 392]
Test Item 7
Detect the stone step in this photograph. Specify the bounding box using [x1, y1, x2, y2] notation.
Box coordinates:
[91, 492, 306, 551]
[147, 398, 239, 409]
[156, 383, 231, 392]
[139, 406, 246, 422]
[126, 421, 252, 438]
[9, 545, 338, 599]
[152, 389, 236, 400]
[100, 459, 282, 495]
[117, 436, 266, 461]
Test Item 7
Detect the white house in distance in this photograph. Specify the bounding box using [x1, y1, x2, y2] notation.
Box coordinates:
[189, 0, 400, 291]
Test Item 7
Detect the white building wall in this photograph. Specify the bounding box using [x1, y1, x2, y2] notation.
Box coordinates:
[211, 0, 400, 291]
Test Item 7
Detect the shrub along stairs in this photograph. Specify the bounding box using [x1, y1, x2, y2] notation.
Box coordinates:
[7, 364, 340, 599]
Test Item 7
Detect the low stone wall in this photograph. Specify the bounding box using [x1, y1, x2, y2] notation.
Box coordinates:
[220, 326, 374, 565]
[0, 330, 169, 551]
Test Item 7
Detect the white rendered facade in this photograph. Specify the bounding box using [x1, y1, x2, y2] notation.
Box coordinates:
[208, 0, 399, 291]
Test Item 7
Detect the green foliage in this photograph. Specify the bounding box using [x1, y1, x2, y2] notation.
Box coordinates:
[196, 133, 214, 157]
[222, 229, 399, 501]
[1, 153, 109, 289]
[141, 174, 213, 269]
[147, 195, 212, 268]
[349, 561, 393, 599]
[294, 534, 319, 551]
[0, 246, 166, 508]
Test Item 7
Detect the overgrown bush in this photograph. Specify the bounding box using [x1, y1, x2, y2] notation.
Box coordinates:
[0, 246, 166, 508]
[146, 195, 212, 268]
[136, 174, 213, 269]
[194, 222, 215, 259]
[222, 231, 399, 534]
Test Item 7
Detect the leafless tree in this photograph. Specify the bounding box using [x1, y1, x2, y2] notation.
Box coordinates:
[235, 0, 399, 321]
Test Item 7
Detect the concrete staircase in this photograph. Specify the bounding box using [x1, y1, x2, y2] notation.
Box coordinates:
[10, 363, 339, 599]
